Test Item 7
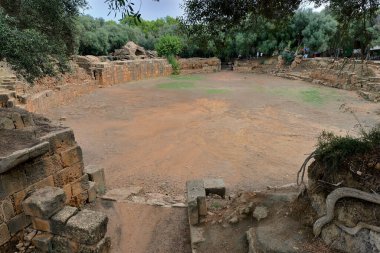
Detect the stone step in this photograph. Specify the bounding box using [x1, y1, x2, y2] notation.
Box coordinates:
[369, 77, 380, 82]
[358, 90, 380, 102]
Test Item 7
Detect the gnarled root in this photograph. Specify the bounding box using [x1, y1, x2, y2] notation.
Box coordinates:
[336, 222, 380, 236]
[313, 187, 380, 237]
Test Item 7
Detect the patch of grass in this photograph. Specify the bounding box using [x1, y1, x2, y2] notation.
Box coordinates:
[299, 89, 323, 105]
[170, 75, 203, 81]
[157, 81, 195, 89]
[206, 89, 227, 94]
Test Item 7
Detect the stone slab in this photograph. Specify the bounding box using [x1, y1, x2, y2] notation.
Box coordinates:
[7, 213, 31, 235]
[22, 187, 66, 218]
[100, 187, 142, 202]
[32, 233, 53, 252]
[0, 223, 10, 246]
[203, 178, 225, 198]
[51, 206, 78, 236]
[66, 209, 108, 244]
[84, 165, 106, 195]
[79, 236, 111, 253]
[186, 180, 206, 225]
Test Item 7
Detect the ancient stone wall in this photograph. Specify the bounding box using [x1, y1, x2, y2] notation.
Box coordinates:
[178, 58, 221, 74]
[76, 57, 173, 86]
[0, 109, 102, 251]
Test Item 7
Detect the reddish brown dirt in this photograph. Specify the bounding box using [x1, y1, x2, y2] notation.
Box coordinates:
[44, 71, 379, 252]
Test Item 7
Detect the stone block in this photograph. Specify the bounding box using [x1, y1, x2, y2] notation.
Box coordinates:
[7, 213, 30, 235]
[32, 233, 53, 253]
[203, 178, 226, 198]
[22, 187, 66, 218]
[0, 198, 15, 222]
[79, 236, 111, 253]
[88, 181, 97, 203]
[40, 129, 76, 153]
[186, 180, 206, 225]
[63, 184, 73, 204]
[21, 113, 35, 127]
[53, 162, 84, 187]
[23, 159, 48, 185]
[0, 223, 10, 246]
[31, 217, 51, 232]
[11, 190, 26, 215]
[60, 145, 83, 168]
[66, 209, 108, 244]
[84, 165, 106, 194]
[51, 206, 78, 236]
[31, 175, 55, 191]
[11, 112, 24, 129]
[0, 117, 14, 129]
[70, 191, 88, 208]
[0, 168, 27, 198]
[51, 235, 78, 253]
[71, 174, 90, 196]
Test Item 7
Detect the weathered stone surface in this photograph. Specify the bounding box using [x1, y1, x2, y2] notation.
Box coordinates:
[51, 206, 78, 236]
[22, 187, 66, 218]
[7, 213, 31, 235]
[66, 209, 108, 244]
[88, 181, 97, 203]
[0, 168, 27, 199]
[0, 223, 10, 246]
[190, 225, 205, 251]
[78, 236, 111, 253]
[40, 128, 76, 153]
[31, 217, 51, 232]
[84, 165, 106, 194]
[51, 235, 79, 253]
[11, 112, 24, 129]
[0, 117, 14, 129]
[0, 141, 50, 175]
[252, 206, 268, 221]
[53, 162, 83, 187]
[71, 174, 90, 196]
[101, 187, 142, 202]
[32, 233, 53, 252]
[203, 178, 225, 198]
[0, 198, 15, 222]
[60, 145, 83, 168]
[186, 180, 206, 225]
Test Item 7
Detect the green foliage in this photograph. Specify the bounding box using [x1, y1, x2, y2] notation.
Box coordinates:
[281, 51, 295, 65]
[155, 35, 183, 57]
[0, 10, 68, 82]
[315, 126, 380, 171]
[167, 55, 180, 75]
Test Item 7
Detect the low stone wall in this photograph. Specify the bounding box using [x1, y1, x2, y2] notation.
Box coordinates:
[0, 109, 105, 251]
[178, 58, 221, 74]
[76, 57, 173, 86]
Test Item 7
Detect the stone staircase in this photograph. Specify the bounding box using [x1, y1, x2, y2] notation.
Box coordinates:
[0, 76, 18, 108]
[357, 64, 380, 102]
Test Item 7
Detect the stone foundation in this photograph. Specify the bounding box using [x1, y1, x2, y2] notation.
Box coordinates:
[0, 109, 106, 251]
[178, 58, 221, 74]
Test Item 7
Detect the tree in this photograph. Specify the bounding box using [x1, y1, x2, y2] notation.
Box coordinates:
[155, 35, 182, 56]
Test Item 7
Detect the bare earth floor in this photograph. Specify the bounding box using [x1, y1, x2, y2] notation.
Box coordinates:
[45, 72, 380, 252]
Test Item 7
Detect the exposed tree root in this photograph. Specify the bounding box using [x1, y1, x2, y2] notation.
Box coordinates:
[313, 187, 380, 237]
[336, 222, 380, 236]
[296, 151, 315, 186]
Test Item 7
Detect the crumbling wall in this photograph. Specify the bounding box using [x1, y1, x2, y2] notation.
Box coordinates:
[178, 58, 221, 74]
[0, 109, 102, 251]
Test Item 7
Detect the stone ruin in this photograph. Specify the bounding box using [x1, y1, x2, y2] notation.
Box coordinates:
[112, 41, 158, 61]
[0, 108, 110, 252]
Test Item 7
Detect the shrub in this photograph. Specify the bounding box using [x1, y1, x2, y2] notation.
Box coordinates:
[281, 50, 295, 65]
[315, 126, 380, 171]
[167, 55, 180, 75]
[155, 35, 182, 57]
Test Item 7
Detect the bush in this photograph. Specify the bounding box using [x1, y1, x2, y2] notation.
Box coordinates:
[155, 35, 182, 57]
[315, 126, 380, 171]
[0, 11, 68, 82]
[167, 55, 180, 75]
[281, 50, 295, 65]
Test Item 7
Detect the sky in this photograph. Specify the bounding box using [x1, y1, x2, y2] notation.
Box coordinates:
[84, 0, 324, 21]
[84, 0, 184, 21]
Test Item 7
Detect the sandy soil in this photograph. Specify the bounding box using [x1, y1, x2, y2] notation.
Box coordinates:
[45, 71, 379, 252]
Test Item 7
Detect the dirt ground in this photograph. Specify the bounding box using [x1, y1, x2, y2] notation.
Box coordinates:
[44, 71, 379, 252]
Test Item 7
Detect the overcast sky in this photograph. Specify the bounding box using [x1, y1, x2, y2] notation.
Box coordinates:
[84, 0, 184, 21]
[84, 0, 324, 21]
